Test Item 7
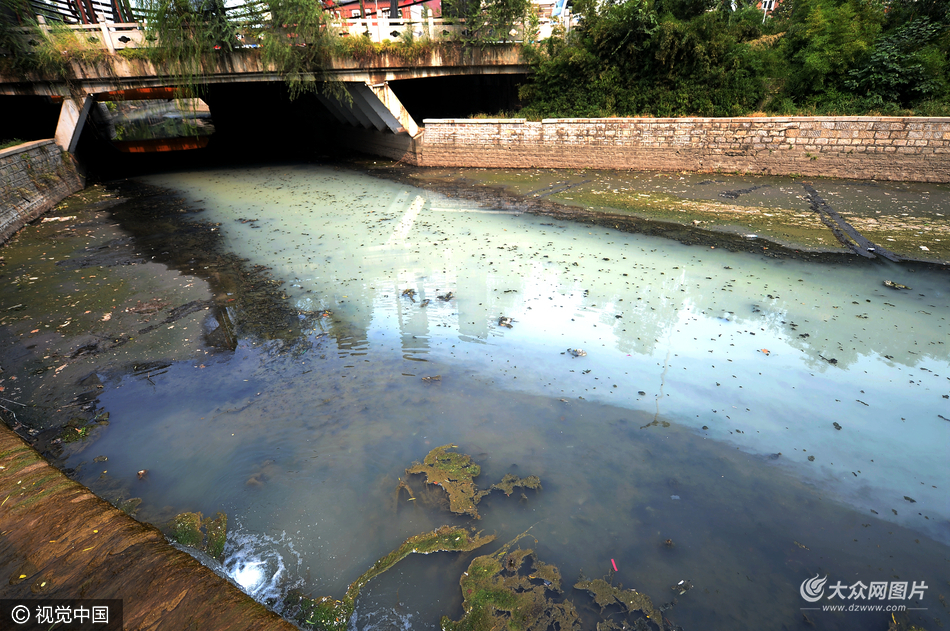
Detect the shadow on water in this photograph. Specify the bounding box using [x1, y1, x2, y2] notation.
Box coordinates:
[0, 163, 947, 631]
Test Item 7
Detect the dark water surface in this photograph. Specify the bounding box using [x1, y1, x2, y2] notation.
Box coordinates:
[0, 164, 947, 631]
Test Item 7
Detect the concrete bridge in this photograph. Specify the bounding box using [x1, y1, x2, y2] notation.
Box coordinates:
[0, 19, 528, 159]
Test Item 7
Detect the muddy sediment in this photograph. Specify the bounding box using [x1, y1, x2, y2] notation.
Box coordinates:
[364, 163, 950, 266]
[0, 181, 314, 449]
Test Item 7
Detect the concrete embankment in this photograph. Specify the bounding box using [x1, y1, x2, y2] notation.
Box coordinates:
[0, 425, 296, 630]
[0, 140, 84, 244]
[406, 116, 950, 183]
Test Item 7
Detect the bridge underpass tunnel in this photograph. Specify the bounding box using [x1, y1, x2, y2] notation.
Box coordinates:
[0, 95, 63, 144]
[73, 82, 344, 179]
[388, 74, 526, 120]
[62, 72, 526, 179]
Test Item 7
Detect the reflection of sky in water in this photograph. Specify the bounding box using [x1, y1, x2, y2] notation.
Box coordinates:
[70, 165, 948, 630]
[146, 165, 946, 527]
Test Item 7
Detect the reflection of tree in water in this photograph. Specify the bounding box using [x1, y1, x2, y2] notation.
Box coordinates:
[110, 177, 946, 374]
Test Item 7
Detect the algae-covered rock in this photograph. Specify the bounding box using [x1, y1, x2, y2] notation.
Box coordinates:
[117, 497, 142, 516]
[168, 511, 228, 561]
[205, 512, 228, 559]
[171, 512, 203, 548]
[285, 526, 495, 631]
[442, 537, 581, 631]
[573, 578, 665, 629]
[406, 444, 488, 518]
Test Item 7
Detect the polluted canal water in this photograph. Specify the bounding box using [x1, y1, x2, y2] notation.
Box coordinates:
[1, 163, 948, 631]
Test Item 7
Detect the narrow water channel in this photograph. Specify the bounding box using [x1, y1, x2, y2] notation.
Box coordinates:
[1, 163, 946, 631]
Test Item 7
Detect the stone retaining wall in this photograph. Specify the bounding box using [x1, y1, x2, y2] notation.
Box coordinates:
[0, 140, 84, 244]
[419, 117, 950, 182]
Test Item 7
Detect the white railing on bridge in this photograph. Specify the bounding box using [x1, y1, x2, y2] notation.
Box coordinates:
[33, 14, 145, 51]
[13, 10, 572, 57]
[19, 12, 564, 52]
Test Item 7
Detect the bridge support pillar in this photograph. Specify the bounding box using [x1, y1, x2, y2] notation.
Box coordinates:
[367, 83, 419, 137]
[54, 95, 94, 154]
[319, 82, 420, 138]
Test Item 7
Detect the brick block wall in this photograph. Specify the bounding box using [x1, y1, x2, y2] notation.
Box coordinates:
[0, 140, 84, 244]
[419, 117, 950, 182]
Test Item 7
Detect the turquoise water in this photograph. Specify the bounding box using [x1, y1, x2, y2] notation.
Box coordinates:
[50, 164, 949, 630]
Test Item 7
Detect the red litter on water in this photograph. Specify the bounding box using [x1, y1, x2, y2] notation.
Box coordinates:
[611, 559, 618, 572]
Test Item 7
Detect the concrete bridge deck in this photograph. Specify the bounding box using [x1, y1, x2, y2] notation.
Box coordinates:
[0, 45, 527, 97]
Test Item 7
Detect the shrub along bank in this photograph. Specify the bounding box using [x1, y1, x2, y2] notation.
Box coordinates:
[517, 0, 950, 118]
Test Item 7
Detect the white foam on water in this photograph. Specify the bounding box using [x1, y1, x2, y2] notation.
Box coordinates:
[354, 608, 418, 631]
[222, 526, 302, 602]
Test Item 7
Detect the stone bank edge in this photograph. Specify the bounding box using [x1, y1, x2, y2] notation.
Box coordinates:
[0, 139, 84, 245]
[418, 117, 950, 183]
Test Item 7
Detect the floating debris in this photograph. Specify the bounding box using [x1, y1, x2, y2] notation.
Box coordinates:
[567, 348, 587, 358]
[422, 375, 441, 383]
[671, 579, 693, 595]
[498, 316, 514, 328]
[883, 280, 911, 290]
[437, 291, 454, 301]
[401, 288, 416, 302]
[126, 299, 169, 315]
[419, 299, 430, 308]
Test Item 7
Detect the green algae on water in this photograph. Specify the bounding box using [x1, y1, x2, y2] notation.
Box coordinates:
[573, 578, 665, 629]
[285, 525, 495, 631]
[405, 445, 543, 519]
[491, 473, 542, 496]
[406, 444, 488, 518]
[441, 535, 581, 631]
